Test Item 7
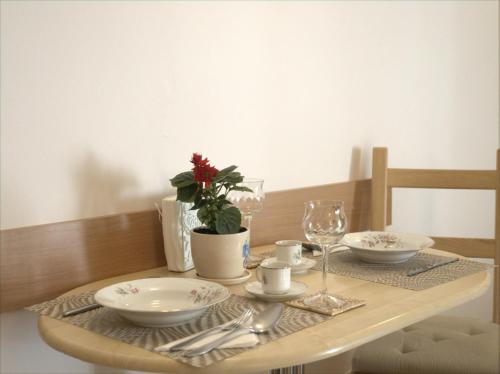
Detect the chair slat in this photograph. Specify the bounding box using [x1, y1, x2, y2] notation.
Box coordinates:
[388, 169, 496, 190]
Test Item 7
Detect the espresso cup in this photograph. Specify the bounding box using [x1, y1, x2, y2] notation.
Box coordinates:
[275, 240, 302, 266]
[256, 263, 291, 294]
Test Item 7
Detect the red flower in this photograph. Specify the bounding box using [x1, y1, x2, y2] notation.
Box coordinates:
[191, 153, 203, 165]
[190, 153, 218, 187]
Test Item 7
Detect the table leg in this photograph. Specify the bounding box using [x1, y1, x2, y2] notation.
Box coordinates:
[269, 365, 305, 374]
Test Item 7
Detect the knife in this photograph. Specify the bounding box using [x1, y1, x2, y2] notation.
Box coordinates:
[62, 303, 101, 317]
[407, 258, 459, 277]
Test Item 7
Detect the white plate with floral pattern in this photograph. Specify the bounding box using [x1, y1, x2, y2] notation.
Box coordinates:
[341, 231, 434, 264]
[94, 278, 230, 327]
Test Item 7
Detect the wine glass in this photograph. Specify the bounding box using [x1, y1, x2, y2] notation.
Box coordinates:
[302, 200, 347, 308]
[227, 178, 265, 265]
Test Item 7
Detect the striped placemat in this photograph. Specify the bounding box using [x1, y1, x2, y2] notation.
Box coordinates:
[310, 250, 492, 291]
[27, 292, 332, 368]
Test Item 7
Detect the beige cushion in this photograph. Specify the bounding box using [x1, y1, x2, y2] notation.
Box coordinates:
[352, 316, 500, 374]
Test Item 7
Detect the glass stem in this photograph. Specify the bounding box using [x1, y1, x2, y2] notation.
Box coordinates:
[321, 244, 329, 298]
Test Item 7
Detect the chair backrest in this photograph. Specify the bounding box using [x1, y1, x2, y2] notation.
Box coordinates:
[371, 147, 499, 324]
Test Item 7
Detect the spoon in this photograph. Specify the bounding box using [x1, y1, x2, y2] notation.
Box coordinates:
[184, 303, 284, 357]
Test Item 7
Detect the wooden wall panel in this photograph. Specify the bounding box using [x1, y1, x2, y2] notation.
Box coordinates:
[251, 179, 371, 246]
[1, 211, 166, 311]
[0, 179, 371, 311]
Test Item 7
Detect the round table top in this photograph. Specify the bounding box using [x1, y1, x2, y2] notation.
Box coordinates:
[38, 246, 491, 374]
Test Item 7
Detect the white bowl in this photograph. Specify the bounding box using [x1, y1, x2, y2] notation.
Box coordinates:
[341, 232, 434, 264]
[94, 278, 230, 327]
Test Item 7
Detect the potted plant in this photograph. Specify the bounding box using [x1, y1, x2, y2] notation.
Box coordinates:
[170, 153, 252, 279]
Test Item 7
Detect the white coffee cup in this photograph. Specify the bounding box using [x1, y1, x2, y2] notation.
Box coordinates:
[275, 240, 302, 266]
[256, 263, 291, 294]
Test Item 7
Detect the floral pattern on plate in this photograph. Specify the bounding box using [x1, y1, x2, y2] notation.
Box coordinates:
[189, 286, 225, 304]
[361, 233, 403, 249]
[115, 284, 140, 296]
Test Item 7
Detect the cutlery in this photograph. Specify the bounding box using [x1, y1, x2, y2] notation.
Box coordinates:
[161, 308, 254, 352]
[407, 258, 459, 277]
[184, 303, 284, 357]
[62, 303, 101, 317]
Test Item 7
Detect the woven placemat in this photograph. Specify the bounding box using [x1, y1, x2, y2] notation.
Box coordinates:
[27, 292, 332, 368]
[310, 251, 492, 291]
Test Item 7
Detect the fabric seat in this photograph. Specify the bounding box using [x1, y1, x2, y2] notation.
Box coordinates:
[352, 315, 500, 374]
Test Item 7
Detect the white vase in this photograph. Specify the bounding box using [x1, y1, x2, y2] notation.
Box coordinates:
[161, 195, 201, 272]
[190, 227, 249, 279]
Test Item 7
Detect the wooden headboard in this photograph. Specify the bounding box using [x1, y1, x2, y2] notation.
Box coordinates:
[0, 179, 371, 311]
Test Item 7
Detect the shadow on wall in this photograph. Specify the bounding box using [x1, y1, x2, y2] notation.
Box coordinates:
[349, 146, 369, 181]
[349, 146, 372, 231]
[76, 153, 148, 216]
[74, 152, 178, 215]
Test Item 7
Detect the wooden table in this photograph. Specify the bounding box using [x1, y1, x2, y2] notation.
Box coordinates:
[38, 245, 491, 374]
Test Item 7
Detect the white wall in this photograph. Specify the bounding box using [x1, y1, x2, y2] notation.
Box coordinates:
[1, 1, 498, 373]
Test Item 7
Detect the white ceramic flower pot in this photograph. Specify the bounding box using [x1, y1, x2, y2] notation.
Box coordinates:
[190, 228, 249, 279]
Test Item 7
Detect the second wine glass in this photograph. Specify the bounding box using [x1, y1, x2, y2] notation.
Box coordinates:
[302, 200, 347, 308]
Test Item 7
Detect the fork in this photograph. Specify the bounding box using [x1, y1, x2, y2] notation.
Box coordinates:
[162, 307, 254, 352]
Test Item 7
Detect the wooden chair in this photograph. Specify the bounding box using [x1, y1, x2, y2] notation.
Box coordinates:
[352, 147, 500, 374]
[370, 147, 499, 323]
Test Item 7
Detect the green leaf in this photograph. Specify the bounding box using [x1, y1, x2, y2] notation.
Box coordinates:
[214, 195, 233, 208]
[224, 172, 243, 184]
[197, 205, 210, 223]
[177, 183, 198, 202]
[170, 171, 196, 188]
[191, 188, 203, 208]
[215, 206, 241, 234]
[195, 188, 203, 202]
[232, 186, 253, 193]
[191, 198, 208, 210]
[213, 165, 238, 182]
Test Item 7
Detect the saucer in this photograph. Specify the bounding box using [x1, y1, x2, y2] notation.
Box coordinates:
[196, 270, 251, 285]
[261, 257, 316, 274]
[245, 281, 308, 301]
